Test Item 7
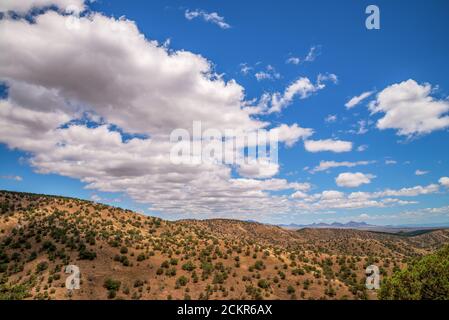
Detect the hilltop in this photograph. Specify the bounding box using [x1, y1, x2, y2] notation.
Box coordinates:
[1, 190, 449, 300]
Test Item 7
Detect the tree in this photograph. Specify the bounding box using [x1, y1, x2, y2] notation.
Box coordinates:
[380, 245, 449, 300]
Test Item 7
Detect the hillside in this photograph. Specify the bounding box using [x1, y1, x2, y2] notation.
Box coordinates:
[1, 190, 449, 300]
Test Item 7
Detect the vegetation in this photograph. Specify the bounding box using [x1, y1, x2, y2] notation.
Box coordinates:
[380, 245, 449, 300]
[1, 190, 449, 300]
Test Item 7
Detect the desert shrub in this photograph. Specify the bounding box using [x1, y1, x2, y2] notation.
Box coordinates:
[257, 279, 270, 289]
[182, 261, 196, 272]
[380, 245, 449, 300]
[36, 261, 49, 273]
[176, 276, 188, 287]
[134, 279, 144, 288]
[254, 260, 265, 271]
[137, 253, 146, 262]
[120, 247, 128, 254]
[104, 278, 121, 291]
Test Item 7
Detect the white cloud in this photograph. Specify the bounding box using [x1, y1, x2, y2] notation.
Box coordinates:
[305, 45, 321, 62]
[335, 172, 375, 188]
[439, 177, 449, 188]
[286, 57, 300, 65]
[369, 79, 449, 136]
[266, 74, 337, 113]
[291, 191, 308, 199]
[0, 0, 85, 14]
[0, 175, 23, 181]
[0, 10, 311, 218]
[239, 63, 252, 75]
[255, 65, 281, 82]
[325, 114, 337, 123]
[357, 145, 368, 152]
[415, 170, 429, 176]
[237, 158, 279, 179]
[304, 139, 352, 153]
[345, 91, 374, 109]
[385, 160, 397, 165]
[270, 123, 313, 147]
[310, 160, 374, 173]
[373, 184, 439, 197]
[289, 181, 442, 211]
[185, 9, 231, 29]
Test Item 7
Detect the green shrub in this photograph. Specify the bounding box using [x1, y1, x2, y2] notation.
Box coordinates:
[104, 278, 121, 291]
[380, 245, 449, 300]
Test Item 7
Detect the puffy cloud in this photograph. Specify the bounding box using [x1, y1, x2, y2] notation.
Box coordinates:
[0, 10, 318, 219]
[310, 160, 375, 173]
[266, 74, 337, 113]
[373, 184, 439, 197]
[185, 9, 231, 29]
[237, 159, 279, 179]
[0, 0, 85, 14]
[439, 177, 449, 188]
[269, 123, 313, 147]
[291, 191, 308, 199]
[304, 139, 352, 153]
[369, 79, 449, 136]
[289, 181, 442, 211]
[345, 91, 374, 109]
[415, 170, 429, 176]
[335, 172, 375, 188]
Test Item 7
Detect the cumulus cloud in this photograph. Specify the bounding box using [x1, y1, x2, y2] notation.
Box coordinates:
[335, 172, 375, 188]
[0, 0, 85, 14]
[310, 160, 375, 173]
[269, 123, 313, 147]
[304, 139, 352, 153]
[373, 184, 439, 197]
[345, 91, 374, 109]
[369, 79, 449, 136]
[289, 181, 441, 211]
[440, 177, 449, 188]
[0, 9, 322, 218]
[185, 9, 231, 29]
[264, 73, 337, 113]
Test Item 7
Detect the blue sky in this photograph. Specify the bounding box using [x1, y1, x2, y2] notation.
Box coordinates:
[1, 0, 449, 225]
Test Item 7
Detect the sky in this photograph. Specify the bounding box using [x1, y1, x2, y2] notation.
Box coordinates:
[0, 0, 449, 226]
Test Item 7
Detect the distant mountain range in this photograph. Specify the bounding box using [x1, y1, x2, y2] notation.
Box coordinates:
[279, 221, 376, 230]
[278, 221, 449, 233]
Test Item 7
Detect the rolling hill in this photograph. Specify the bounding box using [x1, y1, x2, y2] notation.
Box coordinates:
[1, 190, 449, 300]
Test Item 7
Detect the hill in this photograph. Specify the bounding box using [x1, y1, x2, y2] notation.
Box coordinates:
[1, 190, 449, 300]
